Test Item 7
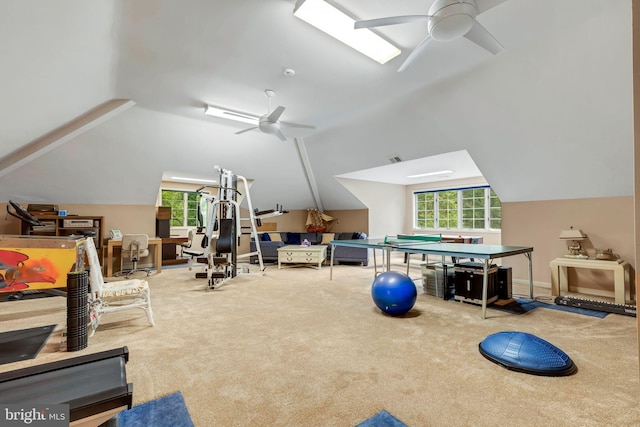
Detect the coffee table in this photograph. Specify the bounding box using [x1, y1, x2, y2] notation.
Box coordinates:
[278, 245, 327, 269]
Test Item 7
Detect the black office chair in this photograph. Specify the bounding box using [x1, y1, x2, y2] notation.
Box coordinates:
[180, 229, 207, 270]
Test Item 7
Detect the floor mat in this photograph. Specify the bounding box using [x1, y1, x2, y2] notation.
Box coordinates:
[356, 410, 408, 427]
[490, 298, 607, 318]
[117, 391, 194, 427]
[0, 324, 57, 365]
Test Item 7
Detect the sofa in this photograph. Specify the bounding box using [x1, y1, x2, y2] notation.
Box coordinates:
[249, 231, 369, 266]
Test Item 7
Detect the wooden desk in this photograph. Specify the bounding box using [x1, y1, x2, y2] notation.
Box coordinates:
[162, 237, 188, 266]
[549, 257, 631, 305]
[105, 237, 162, 277]
[441, 235, 483, 244]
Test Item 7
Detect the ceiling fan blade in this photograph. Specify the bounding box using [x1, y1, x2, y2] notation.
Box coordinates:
[266, 106, 285, 123]
[463, 21, 503, 55]
[476, 0, 508, 15]
[235, 126, 258, 135]
[275, 130, 287, 142]
[354, 15, 429, 30]
[280, 121, 315, 130]
[397, 34, 433, 72]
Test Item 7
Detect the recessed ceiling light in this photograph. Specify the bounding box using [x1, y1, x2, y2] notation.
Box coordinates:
[406, 170, 454, 178]
[293, 0, 401, 64]
[170, 176, 217, 183]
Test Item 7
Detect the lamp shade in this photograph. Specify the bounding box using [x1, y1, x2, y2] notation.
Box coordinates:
[558, 228, 586, 240]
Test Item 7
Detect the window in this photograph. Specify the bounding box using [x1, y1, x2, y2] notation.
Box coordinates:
[461, 188, 485, 229]
[438, 190, 458, 229]
[415, 192, 435, 228]
[488, 189, 501, 229]
[414, 186, 501, 231]
[161, 190, 208, 227]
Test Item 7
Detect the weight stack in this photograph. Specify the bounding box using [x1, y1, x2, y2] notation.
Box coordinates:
[66, 271, 88, 352]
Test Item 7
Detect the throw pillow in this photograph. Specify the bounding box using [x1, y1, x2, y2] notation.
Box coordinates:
[262, 233, 271, 242]
[269, 232, 282, 242]
[288, 233, 301, 244]
[321, 233, 335, 244]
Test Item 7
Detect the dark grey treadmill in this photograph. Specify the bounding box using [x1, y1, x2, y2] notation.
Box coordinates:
[0, 346, 132, 422]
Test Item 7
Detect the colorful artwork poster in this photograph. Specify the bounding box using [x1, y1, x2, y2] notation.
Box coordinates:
[0, 246, 79, 292]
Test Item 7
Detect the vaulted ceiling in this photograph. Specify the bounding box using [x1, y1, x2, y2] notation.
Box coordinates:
[0, 0, 632, 211]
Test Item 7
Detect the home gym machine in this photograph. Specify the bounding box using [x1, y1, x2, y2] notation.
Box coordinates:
[201, 166, 265, 289]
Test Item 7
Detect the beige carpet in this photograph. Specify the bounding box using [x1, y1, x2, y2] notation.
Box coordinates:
[1, 256, 639, 427]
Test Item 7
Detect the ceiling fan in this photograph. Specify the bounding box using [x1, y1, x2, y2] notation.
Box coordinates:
[205, 90, 315, 142]
[354, 0, 505, 72]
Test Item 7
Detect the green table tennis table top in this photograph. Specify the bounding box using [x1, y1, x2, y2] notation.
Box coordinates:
[329, 235, 533, 259]
[329, 234, 442, 248]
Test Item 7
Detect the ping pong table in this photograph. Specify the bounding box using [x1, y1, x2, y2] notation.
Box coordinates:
[329, 234, 442, 278]
[329, 235, 533, 319]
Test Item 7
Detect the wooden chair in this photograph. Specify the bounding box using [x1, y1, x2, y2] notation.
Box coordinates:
[85, 237, 155, 336]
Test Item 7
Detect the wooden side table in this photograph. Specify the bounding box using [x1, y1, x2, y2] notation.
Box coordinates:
[549, 257, 631, 304]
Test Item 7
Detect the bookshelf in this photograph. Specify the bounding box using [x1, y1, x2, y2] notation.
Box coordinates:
[21, 215, 105, 249]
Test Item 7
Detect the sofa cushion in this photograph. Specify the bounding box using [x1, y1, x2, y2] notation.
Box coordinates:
[321, 233, 335, 244]
[301, 232, 320, 244]
[337, 232, 355, 240]
[269, 232, 282, 242]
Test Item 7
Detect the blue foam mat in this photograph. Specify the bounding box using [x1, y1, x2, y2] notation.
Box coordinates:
[490, 298, 608, 318]
[356, 410, 408, 427]
[516, 298, 608, 318]
[117, 391, 194, 427]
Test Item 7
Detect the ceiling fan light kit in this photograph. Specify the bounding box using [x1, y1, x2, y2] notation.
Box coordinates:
[354, 0, 504, 72]
[429, 0, 477, 41]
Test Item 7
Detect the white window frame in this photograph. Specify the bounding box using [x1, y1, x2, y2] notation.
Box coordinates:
[160, 188, 210, 229]
[413, 186, 501, 232]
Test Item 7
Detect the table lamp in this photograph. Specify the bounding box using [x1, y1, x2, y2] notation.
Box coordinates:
[558, 227, 588, 259]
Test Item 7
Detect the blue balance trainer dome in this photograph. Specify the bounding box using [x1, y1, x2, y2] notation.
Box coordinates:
[479, 331, 577, 376]
[371, 271, 417, 316]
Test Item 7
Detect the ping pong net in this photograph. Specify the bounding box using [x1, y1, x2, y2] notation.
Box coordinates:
[381, 234, 442, 246]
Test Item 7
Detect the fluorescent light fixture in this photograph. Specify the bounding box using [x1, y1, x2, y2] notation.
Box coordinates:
[204, 105, 258, 125]
[293, 0, 401, 64]
[170, 176, 217, 184]
[406, 170, 454, 178]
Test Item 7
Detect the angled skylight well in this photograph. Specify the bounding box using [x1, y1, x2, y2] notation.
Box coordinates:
[335, 150, 483, 185]
[293, 0, 401, 64]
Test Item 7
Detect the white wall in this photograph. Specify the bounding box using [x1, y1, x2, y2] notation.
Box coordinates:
[336, 177, 404, 238]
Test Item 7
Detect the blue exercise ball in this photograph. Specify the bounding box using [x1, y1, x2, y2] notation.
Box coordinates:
[371, 271, 417, 316]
